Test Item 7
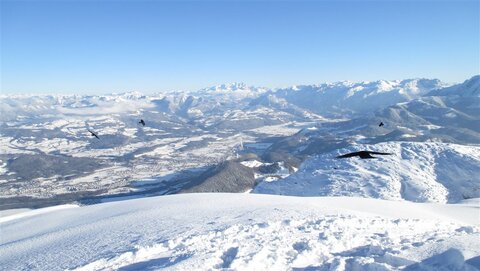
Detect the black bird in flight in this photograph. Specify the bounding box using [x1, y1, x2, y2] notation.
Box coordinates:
[337, 151, 393, 159]
[87, 129, 100, 139]
[379, 122, 384, 127]
[139, 119, 145, 126]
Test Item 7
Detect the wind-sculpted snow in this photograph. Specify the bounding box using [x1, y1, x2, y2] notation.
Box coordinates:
[254, 142, 480, 203]
[0, 194, 478, 271]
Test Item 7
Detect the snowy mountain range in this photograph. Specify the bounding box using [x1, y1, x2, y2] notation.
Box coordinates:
[270, 78, 446, 117]
[0, 76, 478, 204]
[0, 75, 479, 270]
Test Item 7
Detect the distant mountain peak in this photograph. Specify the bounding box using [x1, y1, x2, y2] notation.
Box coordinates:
[427, 75, 480, 97]
[271, 78, 445, 117]
[193, 82, 268, 99]
[112, 91, 146, 99]
[207, 82, 249, 92]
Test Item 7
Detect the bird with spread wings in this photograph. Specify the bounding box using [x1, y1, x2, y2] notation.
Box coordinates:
[336, 151, 392, 159]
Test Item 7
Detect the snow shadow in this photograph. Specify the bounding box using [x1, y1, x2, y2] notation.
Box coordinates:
[292, 266, 322, 271]
[331, 244, 413, 268]
[466, 255, 480, 269]
[219, 247, 239, 269]
[404, 248, 478, 271]
[117, 254, 191, 271]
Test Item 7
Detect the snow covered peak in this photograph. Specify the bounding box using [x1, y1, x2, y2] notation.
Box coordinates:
[360, 78, 444, 96]
[208, 82, 248, 92]
[254, 141, 480, 203]
[112, 91, 148, 100]
[279, 79, 444, 98]
[428, 75, 480, 97]
[271, 78, 444, 117]
[402, 78, 444, 90]
[374, 79, 397, 91]
[194, 82, 268, 100]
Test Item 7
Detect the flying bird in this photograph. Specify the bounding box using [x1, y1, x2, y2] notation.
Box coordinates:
[87, 129, 100, 139]
[336, 151, 393, 159]
[379, 122, 384, 127]
[139, 119, 145, 126]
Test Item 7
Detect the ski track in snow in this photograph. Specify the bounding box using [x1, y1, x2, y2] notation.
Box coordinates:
[1, 194, 479, 271]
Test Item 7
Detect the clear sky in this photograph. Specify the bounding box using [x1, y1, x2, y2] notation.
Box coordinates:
[1, 0, 479, 94]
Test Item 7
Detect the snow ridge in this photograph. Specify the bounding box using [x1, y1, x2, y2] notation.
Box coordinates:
[254, 142, 480, 203]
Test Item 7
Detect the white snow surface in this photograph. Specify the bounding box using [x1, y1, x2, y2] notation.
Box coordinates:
[1, 193, 479, 271]
[254, 142, 480, 203]
[240, 160, 265, 168]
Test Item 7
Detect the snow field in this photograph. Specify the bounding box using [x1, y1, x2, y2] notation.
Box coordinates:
[1, 194, 478, 271]
[255, 142, 480, 203]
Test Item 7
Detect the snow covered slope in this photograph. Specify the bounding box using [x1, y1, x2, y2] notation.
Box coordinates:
[270, 78, 445, 117]
[368, 75, 480, 144]
[428, 75, 480, 97]
[1, 193, 479, 271]
[254, 142, 480, 203]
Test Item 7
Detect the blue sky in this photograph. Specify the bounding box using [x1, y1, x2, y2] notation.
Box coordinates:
[1, 1, 479, 94]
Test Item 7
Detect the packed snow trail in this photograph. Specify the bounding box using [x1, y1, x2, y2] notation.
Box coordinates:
[1, 194, 479, 270]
